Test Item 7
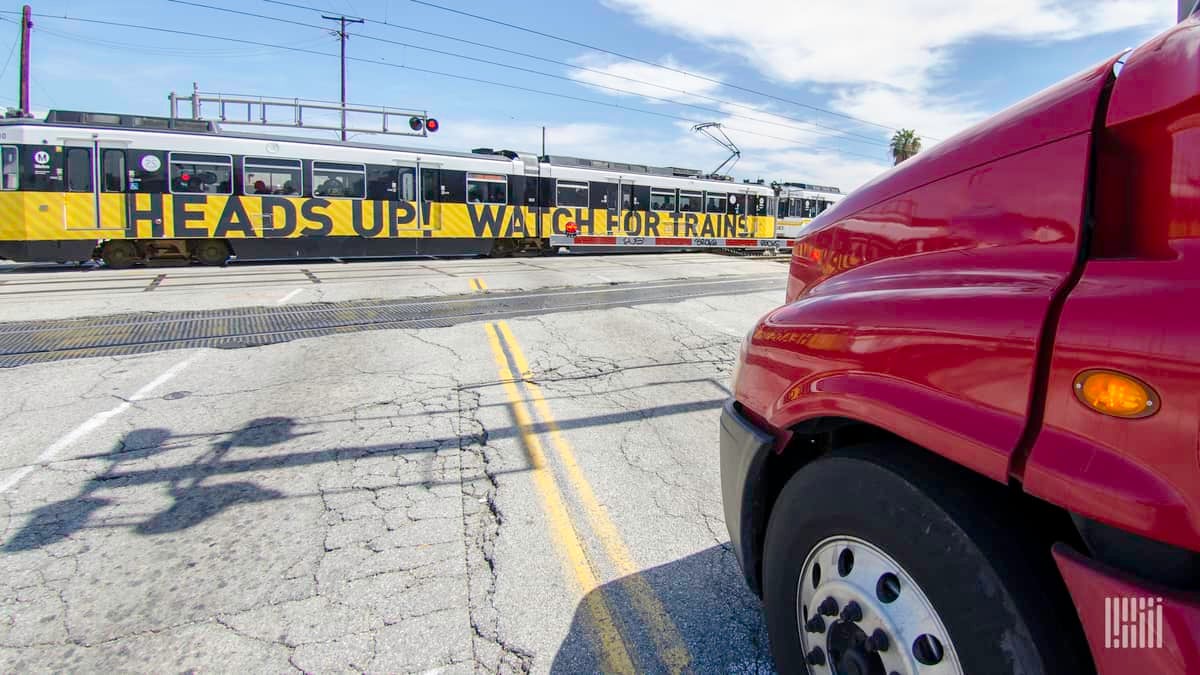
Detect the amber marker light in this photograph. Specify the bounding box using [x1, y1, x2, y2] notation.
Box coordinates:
[1073, 369, 1159, 419]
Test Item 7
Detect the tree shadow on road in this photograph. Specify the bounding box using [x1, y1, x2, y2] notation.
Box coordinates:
[551, 544, 776, 674]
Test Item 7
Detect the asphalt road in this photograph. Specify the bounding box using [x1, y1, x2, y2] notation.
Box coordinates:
[0, 254, 785, 673]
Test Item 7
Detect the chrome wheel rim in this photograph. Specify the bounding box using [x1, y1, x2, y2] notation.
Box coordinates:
[797, 536, 963, 675]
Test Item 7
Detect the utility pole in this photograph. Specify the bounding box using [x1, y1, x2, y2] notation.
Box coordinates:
[18, 5, 32, 117]
[322, 13, 364, 141]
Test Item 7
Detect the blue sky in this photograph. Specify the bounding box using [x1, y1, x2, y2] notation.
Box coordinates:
[0, 0, 1177, 189]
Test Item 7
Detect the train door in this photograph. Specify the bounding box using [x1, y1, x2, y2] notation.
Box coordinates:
[418, 163, 442, 231]
[60, 142, 96, 230]
[60, 138, 130, 231]
[97, 142, 131, 231]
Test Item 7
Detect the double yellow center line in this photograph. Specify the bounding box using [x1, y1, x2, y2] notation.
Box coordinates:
[469, 277, 488, 291]
[484, 321, 692, 673]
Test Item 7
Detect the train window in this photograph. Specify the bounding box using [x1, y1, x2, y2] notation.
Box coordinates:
[728, 193, 746, 215]
[649, 189, 676, 212]
[556, 180, 588, 208]
[704, 192, 725, 213]
[621, 184, 633, 210]
[66, 148, 93, 192]
[244, 157, 302, 196]
[467, 173, 507, 204]
[800, 198, 823, 218]
[127, 150, 166, 193]
[678, 191, 703, 213]
[421, 169, 438, 202]
[365, 165, 405, 200]
[1, 145, 17, 190]
[589, 182, 617, 209]
[777, 198, 789, 218]
[535, 177, 555, 207]
[752, 195, 769, 217]
[102, 150, 125, 192]
[169, 152, 232, 195]
[632, 185, 650, 211]
[399, 168, 416, 200]
[312, 161, 365, 198]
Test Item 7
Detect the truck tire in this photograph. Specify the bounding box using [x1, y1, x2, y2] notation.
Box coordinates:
[761, 444, 1092, 675]
[101, 241, 138, 269]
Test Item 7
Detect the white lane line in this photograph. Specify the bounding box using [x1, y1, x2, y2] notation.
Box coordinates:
[276, 288, 304, 305]
[0, 355, 198, 495]
[592, 273, 614, 283]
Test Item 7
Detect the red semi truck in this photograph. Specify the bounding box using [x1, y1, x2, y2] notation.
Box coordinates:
[721, 12, 1200, 675]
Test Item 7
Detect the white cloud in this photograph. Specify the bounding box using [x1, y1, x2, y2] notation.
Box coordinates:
[567, 55, 724, 104]
[599, 0, 1174, 152]
[831, 87, 988, 143]
[602, 0, 1173, 89]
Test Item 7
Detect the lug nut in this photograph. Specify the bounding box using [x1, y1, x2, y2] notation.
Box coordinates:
[805, 615, 826, 633]
[806, 647, 826, 666]
[818, 596, 839, 616]
[839, 600, 862, 623]
[866, 628, 890, 653]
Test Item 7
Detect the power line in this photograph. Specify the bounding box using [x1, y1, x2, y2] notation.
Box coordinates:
[0, 26, 18, 84]
[409, 0, 928, 138]
[261, 0, 886, 145]
[174, 0, 887, 148]
[0, 10, 886, 162]
[33, 19, 327, 57]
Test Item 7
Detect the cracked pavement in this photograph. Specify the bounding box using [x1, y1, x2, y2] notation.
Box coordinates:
[0, 255, 784, 673]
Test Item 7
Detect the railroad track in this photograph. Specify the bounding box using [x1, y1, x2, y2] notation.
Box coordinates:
[0, 275, 782, 367]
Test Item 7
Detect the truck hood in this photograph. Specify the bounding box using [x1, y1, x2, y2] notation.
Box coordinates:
[815, 51, 1126, 227]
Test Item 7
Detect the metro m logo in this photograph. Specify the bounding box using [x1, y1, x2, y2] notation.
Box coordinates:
[1104, 596, 1163, 649]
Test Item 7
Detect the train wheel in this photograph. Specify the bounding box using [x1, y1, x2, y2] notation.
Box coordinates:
[194, 240, 230, 266]
[101, 241, 139, 269]
[490, 239, 516, 258]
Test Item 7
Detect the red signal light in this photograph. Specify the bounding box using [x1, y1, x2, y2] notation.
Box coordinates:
[565, 221, 578, 235]
[180, 172, 191, 181]
[426, 118, 439, 133]
[409, 116, 424, 131]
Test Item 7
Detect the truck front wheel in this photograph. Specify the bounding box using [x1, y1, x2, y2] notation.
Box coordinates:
[761, 445, 1092, 675]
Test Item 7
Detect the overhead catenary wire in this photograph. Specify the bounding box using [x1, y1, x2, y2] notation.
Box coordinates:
[0, 26, 18, 84]
[171, 0, 888, 148]
[408, 0, 937, 139]
[0, 10, 886, 162]
[260, 0, 887, 145]
[33, 19, 329, 57]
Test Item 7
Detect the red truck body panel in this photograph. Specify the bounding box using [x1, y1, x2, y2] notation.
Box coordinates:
[745, 55, 1121, 482]
[1024, 17, 1200, 553]
[752, 136, 1091, 482]
[732, 14, 1200, 672]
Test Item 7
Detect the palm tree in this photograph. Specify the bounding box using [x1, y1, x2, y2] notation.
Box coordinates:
[889, 129, 922, 165]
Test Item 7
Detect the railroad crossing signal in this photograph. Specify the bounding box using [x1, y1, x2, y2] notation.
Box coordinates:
[409, 116, 439, 132]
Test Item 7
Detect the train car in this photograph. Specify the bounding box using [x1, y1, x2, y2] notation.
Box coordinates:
[773, 182, 843, 238]
[0, 109, 778, 267]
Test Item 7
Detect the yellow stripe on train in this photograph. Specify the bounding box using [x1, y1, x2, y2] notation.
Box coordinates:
[0, 192, 775, 242]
